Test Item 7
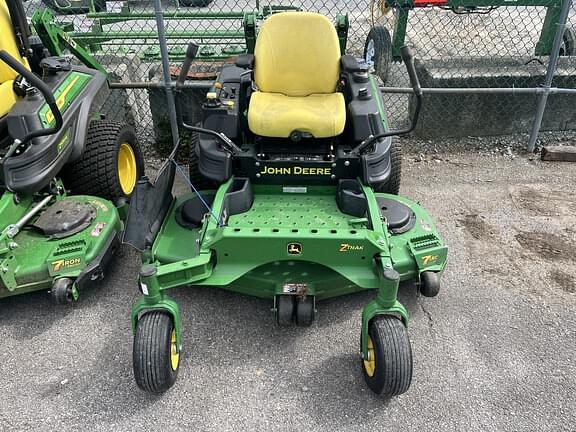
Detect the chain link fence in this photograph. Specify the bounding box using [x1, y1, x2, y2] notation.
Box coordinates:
[23, 0, 576, 156]
[369, 0, 576, 142]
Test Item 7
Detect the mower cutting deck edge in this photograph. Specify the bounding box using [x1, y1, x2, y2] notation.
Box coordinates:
[126, 11, 447, 396]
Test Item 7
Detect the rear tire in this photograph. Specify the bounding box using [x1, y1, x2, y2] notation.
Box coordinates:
[560, 27, 576, 56]
[373, 138, 402, 194]
[133, 311, 180, 394]
[62, 121, 144, 203]
[364, 26, 392, 83]
[188, 128, 217, 191]
[362, 315, 412, 396]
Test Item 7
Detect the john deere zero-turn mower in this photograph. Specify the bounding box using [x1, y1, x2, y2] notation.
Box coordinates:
[0, 0, 143, 302]
[126, 11, 447, 396]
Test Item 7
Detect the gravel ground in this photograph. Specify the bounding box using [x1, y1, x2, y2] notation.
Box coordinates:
[1, 147, 575, 431]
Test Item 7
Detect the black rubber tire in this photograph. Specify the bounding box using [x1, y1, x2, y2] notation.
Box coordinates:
[276, 295, 295, 326]
[419, 271, 441, 297]
[364, 26, 393, 83]
[295, 297, 315, 327]
[51, 278, 74, 304]
[362, 315, 413, 397]
[373, 138, 402, 194]
[133, 311, 179, 394]
[188, 129, 217, 191]
[560, 27, 576, 56]
[62, 121, 144, 203]
[179, 0, 213, 6]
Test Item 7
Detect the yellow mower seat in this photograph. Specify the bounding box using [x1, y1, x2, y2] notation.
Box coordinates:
[247, 12, 346, 139]
[0, 80, 17, 118]
[248, 92, 345, 139]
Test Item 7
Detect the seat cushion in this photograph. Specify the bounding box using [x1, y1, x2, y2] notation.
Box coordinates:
[254, 12, 341, 97]
[248, 91, 346, 138]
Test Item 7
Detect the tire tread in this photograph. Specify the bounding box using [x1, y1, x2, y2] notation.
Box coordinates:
[188, 129, 217, 191]
[133, 311, 178, 393]
[363, 315, 412, 396]
[62, 120, 143, 202]
[374, 138, 402, 194]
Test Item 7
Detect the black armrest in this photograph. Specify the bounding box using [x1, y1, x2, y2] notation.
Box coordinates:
[235, 53, 254, 69]
[340, 55, 367, 73]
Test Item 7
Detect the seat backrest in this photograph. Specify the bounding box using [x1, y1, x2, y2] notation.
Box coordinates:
[254, 12, 341, 97]
[0, 0, 28, 84]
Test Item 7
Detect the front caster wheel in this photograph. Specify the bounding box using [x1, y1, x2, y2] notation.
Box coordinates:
[133, 311, 180, 393]
[361, 315, 413, 396]
[419, 271, 441, 297]
[51, 278, 75, 304]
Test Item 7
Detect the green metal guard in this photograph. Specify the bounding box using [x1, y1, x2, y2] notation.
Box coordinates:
[31, 3, 345, 64]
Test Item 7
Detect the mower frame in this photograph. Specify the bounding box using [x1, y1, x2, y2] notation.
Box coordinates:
[131, 177, 447, 356]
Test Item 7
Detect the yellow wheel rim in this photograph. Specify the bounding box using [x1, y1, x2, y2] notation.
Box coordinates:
[117, 142, 137, 195]
[363, 336, 376, 377]
[170, 329, 180, 371]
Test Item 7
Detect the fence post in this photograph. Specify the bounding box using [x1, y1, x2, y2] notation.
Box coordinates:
[527, 0, 573, 152]
[153, 0, 180, 149]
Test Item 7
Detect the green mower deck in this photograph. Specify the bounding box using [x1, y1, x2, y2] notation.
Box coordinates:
[0, 193, 122, 300]
[146, 184, 446, 291]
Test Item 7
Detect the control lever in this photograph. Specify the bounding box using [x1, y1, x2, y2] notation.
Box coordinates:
[400, 45, 422, 98]
[174, 42, 243, 155]
[176, 42, 199, 90]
